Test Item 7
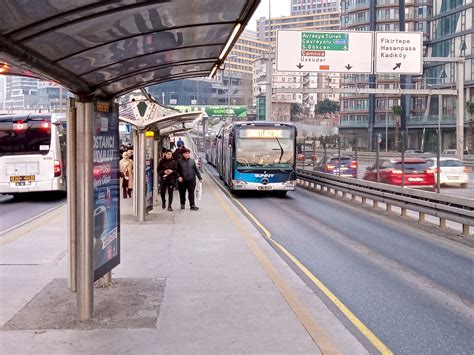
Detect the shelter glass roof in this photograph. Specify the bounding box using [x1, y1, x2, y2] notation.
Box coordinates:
[0, 0, 259, 98]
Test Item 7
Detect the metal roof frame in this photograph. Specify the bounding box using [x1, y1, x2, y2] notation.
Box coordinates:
[0, 0, 260, 100]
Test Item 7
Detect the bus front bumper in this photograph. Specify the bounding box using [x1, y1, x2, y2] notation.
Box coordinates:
[0, 178, 66, 194]
[232, 180, 296, 191]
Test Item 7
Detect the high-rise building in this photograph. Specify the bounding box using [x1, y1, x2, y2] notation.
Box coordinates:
[339, 0, 432, 150]
[424, 0, 473, 152]
[148, 30, 269, 109]
[257, 11, 340, 43]
[291, 0, 340, 16]
[255, 9, 342, 118]
[4, 76, 39, 110]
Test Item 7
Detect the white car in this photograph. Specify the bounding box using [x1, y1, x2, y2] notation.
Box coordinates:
[426, 157, 469, 187]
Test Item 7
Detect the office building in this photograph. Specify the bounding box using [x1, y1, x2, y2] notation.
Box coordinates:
[149, 30, 269, 109]
[339, 0, 432, 150]
[3, 76, 39, 110]
[291, 0, 340, 16]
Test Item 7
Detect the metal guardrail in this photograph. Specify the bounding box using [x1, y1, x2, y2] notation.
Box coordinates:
[296, 169, 474, 237]
[312, 149, 474, 168]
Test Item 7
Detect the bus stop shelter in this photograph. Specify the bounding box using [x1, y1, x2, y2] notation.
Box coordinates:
[119, 95, 202, 222]
[0, 0, 260, 320]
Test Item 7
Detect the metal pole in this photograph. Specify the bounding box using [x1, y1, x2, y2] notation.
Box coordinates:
[137, 131, 146, 222]
[153, 139, 159, 206]
[265, 53, 273, 121]
[337, 134, 341, 177]
[385, 94, 389, 152]
[76, 101, 94, 320]
[437, 95, 442, 193]
[376, 134, 380, 183]
[312, 137, 316, 171]
[67, 98, 77, 292]
[323, 141, 327, 173]
[132, 129, 138, 217]
[456, 61, 465, 161]
[303, 142, 306, 170]
[401, 131, 406, 188]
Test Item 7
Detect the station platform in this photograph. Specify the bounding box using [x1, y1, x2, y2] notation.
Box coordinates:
[0, 169, 367, 354]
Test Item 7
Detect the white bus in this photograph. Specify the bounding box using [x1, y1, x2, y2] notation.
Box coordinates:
[0, 113, 67, 196]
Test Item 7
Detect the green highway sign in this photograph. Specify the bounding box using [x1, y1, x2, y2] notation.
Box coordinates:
[301, 32, 349, 51]
[172, 105, 247, 118]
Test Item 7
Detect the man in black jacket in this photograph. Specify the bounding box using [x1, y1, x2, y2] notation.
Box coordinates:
[176, 148, 202, 211]
[157, 149, 177, 211]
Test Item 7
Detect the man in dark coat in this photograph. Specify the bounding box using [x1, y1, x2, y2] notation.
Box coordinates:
[173, 140, 185, 161]
[157, 149, 177, 211]
[176, 148, 202, 211]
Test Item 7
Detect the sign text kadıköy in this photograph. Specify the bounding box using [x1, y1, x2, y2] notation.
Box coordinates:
[375, 32, 423, 75]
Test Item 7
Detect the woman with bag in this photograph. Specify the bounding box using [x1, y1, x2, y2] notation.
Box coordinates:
[120, 152, 134, 198]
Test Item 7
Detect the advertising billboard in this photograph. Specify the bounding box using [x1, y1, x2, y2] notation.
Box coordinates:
[92, 101, 120, 281]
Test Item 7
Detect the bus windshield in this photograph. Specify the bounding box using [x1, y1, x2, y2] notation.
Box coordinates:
[236, 138, 295, 169]
[0, 116, 52, 156]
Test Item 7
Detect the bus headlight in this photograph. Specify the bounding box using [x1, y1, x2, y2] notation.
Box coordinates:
[284, 180, 295, 187]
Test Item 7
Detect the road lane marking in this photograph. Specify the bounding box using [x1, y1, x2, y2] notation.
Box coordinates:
[0, 204, 66, 247]
[209, 181, 340, 354]
[205, 165, 393, 355]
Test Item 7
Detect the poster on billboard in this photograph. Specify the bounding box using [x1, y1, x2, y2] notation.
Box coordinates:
[93, 101, 121, 281]
[145, 158, 153, 212]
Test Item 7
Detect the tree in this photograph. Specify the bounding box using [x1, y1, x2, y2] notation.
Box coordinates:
[314, 99, 340, 115]
[392, 105, 402, 151]
[290, 103, 303, 121]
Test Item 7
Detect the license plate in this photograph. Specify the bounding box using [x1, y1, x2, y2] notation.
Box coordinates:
[10, 175, 35, 182]
[447, 176, 459, 180]
[258, 186, 273, 190]
[408, 177, 423, 182]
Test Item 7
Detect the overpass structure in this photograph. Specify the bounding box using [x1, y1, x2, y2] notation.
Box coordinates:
[0, 0, 260, 320]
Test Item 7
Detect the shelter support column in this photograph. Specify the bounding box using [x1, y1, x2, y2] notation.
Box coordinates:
[75, 101, 95, 320]
[137, 130, 147, 222]
[153, 138, 159, 206]
[67, 98, 77, 292]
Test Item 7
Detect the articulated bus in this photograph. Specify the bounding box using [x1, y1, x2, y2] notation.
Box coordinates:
[0, 113, 67, 196]
[214, 122, 297, 194]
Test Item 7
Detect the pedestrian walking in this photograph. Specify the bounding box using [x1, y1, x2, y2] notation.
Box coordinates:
[157, 149, 177, 211]
[176, 148, 202, 210]
[119, 152, 134, 198]
[173, 140, 185, 161]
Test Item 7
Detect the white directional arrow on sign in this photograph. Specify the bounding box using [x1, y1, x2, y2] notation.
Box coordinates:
[375, 32, 423, 75]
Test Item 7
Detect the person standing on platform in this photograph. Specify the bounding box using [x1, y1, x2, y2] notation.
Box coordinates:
[176, 148, 202, 211]
[173, 140, 185, 161]
[158, 149, 177, 211]
[120, 152, 133, 198]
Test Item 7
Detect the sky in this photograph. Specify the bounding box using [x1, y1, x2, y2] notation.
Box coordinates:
[247, 0, 291, 31]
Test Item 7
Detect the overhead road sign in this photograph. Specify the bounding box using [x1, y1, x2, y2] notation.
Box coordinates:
[276, 30, 373, 73]
[375, 32, 423, 75]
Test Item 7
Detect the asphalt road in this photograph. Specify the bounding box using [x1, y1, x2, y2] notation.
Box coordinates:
[208, 166, 474, 354]
[0, 193, 66, 234]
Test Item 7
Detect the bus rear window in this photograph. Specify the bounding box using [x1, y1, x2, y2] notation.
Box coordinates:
[0, 118, 51, 156]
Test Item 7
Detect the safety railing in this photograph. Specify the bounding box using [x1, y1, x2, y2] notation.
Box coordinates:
[296, 169, 474, 237]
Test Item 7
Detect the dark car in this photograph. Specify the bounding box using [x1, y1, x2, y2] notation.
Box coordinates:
[363, 158, 435, 190]
[314, 155, 358, 178]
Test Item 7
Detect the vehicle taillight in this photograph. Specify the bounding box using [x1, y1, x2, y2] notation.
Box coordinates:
[350, 160, 358, 169]
[54, 160, 61, 177]
[42, 122, 50, 129]
[326, 164, 335, 171]
[391, 169, 403, 174]
[13, 121, 26, 130]
[464, 167, 470, 174]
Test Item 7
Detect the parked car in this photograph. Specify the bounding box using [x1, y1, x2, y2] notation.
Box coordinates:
[442, 149, 470, 156]
[363, 158, 435, 190]
[314, 155, 358, 178]
[425, 157, 469, 187]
